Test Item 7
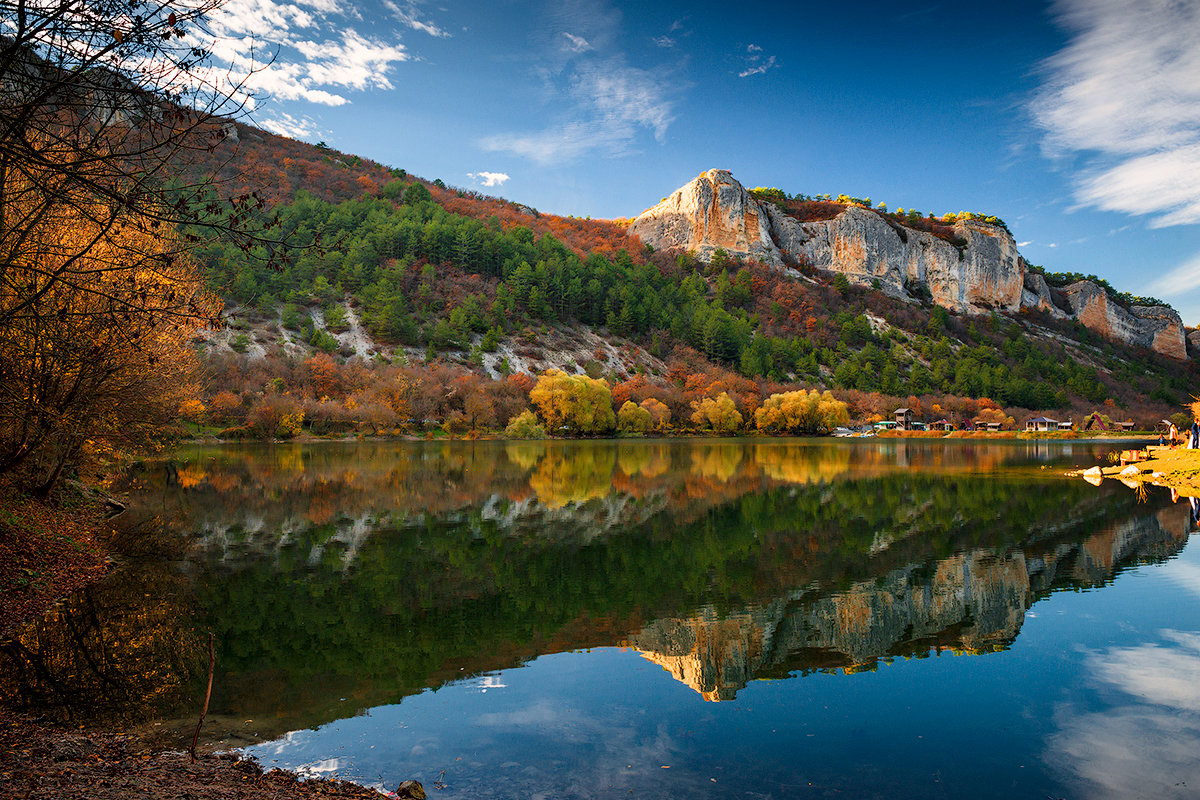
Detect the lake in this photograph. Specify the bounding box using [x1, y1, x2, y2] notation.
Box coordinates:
[2, 439, 1197, 799]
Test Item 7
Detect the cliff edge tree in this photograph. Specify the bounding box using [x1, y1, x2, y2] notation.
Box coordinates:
[0, 0, 267, 492]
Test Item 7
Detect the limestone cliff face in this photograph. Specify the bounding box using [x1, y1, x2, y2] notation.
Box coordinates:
[627, 169, 779, 264]
[1061, 282, 1187, 360]
[628, 170, 1188, 358]
[767, 205, 1024, 314]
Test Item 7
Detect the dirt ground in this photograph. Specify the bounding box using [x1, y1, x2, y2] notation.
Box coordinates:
[0, 485, 111, 638]
[0, 714, 392, 800]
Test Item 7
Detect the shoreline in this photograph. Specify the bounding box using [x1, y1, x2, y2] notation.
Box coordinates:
[0, 485, 406, 800]
[0, 713, 393, 800]
[172, 430, 1159, 446]
[1071, 445, 1200, 497]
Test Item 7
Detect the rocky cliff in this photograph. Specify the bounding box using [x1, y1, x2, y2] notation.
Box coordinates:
[627, 169, 778, 264]
[629, 170, 1187, 358]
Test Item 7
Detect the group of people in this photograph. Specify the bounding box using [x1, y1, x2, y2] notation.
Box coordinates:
[1163, 419, 1200, 448]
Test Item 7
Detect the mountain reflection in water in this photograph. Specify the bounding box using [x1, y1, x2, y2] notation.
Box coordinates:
[0, 440, 1188, 749]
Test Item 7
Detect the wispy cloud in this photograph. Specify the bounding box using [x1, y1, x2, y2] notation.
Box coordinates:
[738, 44, 778, 78]
[480, 0, 678, 165]
[481, 119, 639, 165]
[653, 18, 686, 48]
[1146, 252, 1200, 296]
[383, 0, 450, 37]
[1032, 0, 1200, 228]
[467, 171, 511, 187]
[562, 32, 592, 52]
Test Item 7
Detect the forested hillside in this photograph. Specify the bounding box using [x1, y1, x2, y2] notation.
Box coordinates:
[187, 124, 1199, 438]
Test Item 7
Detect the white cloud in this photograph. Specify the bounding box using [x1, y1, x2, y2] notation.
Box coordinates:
[1017, 240, 1033, 247]
[1146, 251, 1200, 296]
[653, 35, 675, 48]
[200, 0, 422, 111]
[1032, 0, 1200, 228]
[738, 44, 778, 78]
[259, 111, 324, 139]
[562, 32, 592, 52]
[467, 171, 511, 187]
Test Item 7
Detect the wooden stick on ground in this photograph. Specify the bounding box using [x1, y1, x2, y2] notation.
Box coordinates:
[189, 631, 215, 764]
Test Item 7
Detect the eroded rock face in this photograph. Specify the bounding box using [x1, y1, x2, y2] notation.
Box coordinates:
[628, 169, 1188, 357]
[768, 205, 1025, 314]
[628, 169, 780, 264]
[1062, 282, 1186, 360]
[1188, 330, 1200, 359]
[1021, 271, 1068, 319]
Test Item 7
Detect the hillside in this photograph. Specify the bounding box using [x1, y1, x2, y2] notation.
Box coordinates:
[183, 122, 1200, 436]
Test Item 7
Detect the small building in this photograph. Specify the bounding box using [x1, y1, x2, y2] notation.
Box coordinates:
[1057, 420, 1074, 431]
[894, 408, 913, 430]
[1118, 420, 1135, 432]
[930, 419, 955, 431]
[873, 420, 898, 431]
[910, 421, 928, 431]
[1025, 416, 1059, 433]
[973, 419, 1003, 432]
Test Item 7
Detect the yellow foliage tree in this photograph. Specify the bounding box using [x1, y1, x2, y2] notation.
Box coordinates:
[690, 392, 743, 433]
[617, 401, 653, 435]
[754, 390, 849, 435]
[529, 370, 615, 435]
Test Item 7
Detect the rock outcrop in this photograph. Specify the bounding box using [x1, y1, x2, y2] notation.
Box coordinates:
[1061, 282, 1187, 360]
[627, 169, 779, 265]
[628, 170, 1188, 358]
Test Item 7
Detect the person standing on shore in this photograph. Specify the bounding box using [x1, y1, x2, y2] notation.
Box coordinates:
[1169, 421, 1178, 447]
[1191, 418, 1199, 449]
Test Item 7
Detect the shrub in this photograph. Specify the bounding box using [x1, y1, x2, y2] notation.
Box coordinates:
[505, 410, 546, 439]
[617, 401, 653, 435]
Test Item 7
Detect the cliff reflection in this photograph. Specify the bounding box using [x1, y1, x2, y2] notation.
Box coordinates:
[0, 441, 1187, 744]
[632, 504, 1188, 701]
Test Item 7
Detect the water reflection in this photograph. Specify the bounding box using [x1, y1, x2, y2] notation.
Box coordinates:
[1047, 627, 1200, 798]
[0, 440, 1188, 754]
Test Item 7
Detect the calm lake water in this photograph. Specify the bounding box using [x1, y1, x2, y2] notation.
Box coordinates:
[3, 439, 1198, 799]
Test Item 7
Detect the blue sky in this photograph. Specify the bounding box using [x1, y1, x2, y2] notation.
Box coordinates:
[205, 0, 1200, 324]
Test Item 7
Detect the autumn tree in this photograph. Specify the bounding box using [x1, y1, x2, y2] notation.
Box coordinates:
[0, 203, 216, 492]
[639, 398, 671, 432]
[617, 401, 652, 435]
[504, 410, 545, 439]
[0, 0, 276, 490]
[690, 392, 743, 434]
[754, 390, 849, 435]
[529, 369, 615, 435]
